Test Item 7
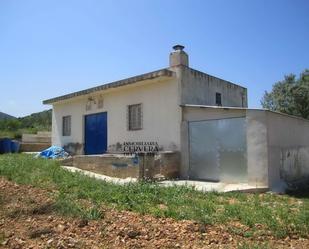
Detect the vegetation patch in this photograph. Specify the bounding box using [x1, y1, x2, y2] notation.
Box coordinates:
[0, 109, 51, 139]
[0, 154, 308, 239]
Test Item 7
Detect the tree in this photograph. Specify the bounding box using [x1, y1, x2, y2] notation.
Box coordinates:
[261, 69, 309, 119]
[0, 119, 21, 131]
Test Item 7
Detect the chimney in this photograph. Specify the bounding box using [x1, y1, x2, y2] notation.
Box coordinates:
[169, 44, 189, 67]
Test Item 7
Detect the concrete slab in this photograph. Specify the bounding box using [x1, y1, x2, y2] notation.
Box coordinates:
[62, 166, 137, 184]
[62, 166, 268, 193]
[160, 180, 268, 193]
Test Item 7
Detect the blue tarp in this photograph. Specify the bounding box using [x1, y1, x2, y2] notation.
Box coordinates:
[38, 146, 69, 159]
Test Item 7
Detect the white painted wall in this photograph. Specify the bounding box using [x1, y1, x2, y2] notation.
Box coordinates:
[266, 111, 309, 191]
[246, 110, 269, 187]
[52, 77, 181, 153]
[180, 67, 248, 108]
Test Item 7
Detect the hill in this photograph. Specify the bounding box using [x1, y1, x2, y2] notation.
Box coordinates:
[0, 109, 52, 138]
[18, 109, 52, 131]
[0, 111, 16, 120]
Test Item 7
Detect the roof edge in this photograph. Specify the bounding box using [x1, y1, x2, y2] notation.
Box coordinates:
[181, 104, 309, 122]
[180, 104, 260, 111]
[187, 66, 247, 90]
[43, 68, 175, 105]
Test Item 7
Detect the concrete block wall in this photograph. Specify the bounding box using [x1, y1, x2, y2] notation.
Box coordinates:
[63, 152, 180, 180]
[20, 132, 51, 152]
[70, 155, 139, 179]
[22, 133, 51, 143]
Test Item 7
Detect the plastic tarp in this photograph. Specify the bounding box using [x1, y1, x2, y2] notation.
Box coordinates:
[38, 146, 69, 159]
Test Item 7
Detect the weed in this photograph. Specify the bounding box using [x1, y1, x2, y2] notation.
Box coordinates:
[0, 154, 309, 238]
[83, 205, 104, 220]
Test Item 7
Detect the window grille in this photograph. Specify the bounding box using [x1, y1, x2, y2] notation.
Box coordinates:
[127, 104, 142, 130]
[62, 115, 71, 136]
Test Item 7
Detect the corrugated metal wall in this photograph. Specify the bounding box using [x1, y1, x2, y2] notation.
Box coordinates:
[188, 117, 247, 182]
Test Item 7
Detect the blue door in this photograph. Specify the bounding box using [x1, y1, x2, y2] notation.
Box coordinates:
[84, 112, 107, 155]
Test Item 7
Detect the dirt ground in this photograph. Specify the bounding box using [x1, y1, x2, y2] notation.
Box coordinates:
[0, 178, 308, 249]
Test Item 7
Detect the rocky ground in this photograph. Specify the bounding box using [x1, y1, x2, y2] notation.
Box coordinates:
[0, 177, 308, 249]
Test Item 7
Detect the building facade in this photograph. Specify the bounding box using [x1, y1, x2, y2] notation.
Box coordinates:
[44, 45, 247, 155]
[44, 45, 309, 191]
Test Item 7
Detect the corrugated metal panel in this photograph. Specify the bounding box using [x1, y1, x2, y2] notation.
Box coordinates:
[189, 117, 247, 182]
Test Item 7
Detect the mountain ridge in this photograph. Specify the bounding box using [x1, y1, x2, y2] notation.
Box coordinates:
[0, 112, 16, 120]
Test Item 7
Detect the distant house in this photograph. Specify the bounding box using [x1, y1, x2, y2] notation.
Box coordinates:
[44, 45, 309, 191]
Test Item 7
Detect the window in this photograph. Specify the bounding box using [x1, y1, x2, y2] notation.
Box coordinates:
[216, 92, 222, 106]
[62, 116, 71, 136]
[128, 104, 142, 130]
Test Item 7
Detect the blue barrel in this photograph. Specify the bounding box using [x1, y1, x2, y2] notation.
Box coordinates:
[0, 139, 3, 154]
[11, 140, 20, 153]
[1, 138, 12, 153]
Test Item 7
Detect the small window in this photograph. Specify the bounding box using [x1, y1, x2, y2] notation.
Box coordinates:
[128, 104, 142, 130]
[62, 116, 71, 136]
[216, 92, 222, 106]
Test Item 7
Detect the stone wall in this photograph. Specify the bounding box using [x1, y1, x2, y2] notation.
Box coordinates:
[62, 152, 180, 180]
[155, 152, 180, 179]
[71, 154, 139, 179]
[140, 152, 180, 180]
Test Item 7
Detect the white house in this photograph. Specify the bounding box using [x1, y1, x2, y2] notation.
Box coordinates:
[43, 45, 247, 155]
[44, 45, 309, 191]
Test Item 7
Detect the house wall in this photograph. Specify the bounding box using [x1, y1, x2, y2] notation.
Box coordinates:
[181, 108, 270, 187]
[245, 110, 269, 187]
[181, 107, 309, 191]
[266, 111, 309, 191]
[52, 77, 181, 154]
[180, 66, 247, 107]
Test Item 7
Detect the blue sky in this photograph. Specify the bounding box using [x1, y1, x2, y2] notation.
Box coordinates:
[0, 0, 308, 117]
